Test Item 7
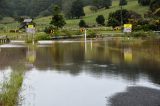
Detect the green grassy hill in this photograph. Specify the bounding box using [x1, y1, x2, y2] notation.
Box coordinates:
[67, 0, 148, 27]
[1, 0, 149, 31]
[35, 0, 149, 29]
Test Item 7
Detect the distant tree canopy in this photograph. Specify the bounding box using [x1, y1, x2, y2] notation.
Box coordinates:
[50, 5, 66, 29]
[79, 19, 87, 27]
[92, 0, 112, 9]
[150, 0, 160, 12]
[70, 0, 85, 18]
[119, 0, 127, 6]
[138, 0, 151, 6]
[107, 9, 142, 27]
[96, 15, 105, 25]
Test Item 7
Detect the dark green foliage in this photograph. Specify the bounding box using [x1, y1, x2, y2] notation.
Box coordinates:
[90, 6, 98, 12]
[138, 0, 151, 6]
[134, 19, 160, 31]
[119, 0, 127, 6]
[137, 19, 149, 25]
[50, 15, 66, 29]
[92, 0, 112, 9]
[150, 0, 160, 12]
[70, 0, 85, 18]
[107, 9, 142, 28]
[87, 30, 97, 38]
[96, 15, 105, 25]
[107, 18, 120, 28]
[50, 5, 66, 29]
[15, 16, 30, 23]
[107, 9, 130, 27]
[44, 26, 55, 34]
[0, 15, 3, 20]
[79, 20, 87, 27]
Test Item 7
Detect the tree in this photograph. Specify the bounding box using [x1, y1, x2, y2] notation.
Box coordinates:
[107, 18, 120, 28]
[96, 15, 105, 25]
[150, 0, 160, 12]
[92, 0, 112, 9]
[138, 0, 151, 6]
[50, 5, 66, 29]
[107, 9, 142, 27]
[70, 0, 85, 18]
[103, 0, 112, 9]
[90, 6, 98, 12]
[119, 0, 127, 6]
[79, 20, 87, 27]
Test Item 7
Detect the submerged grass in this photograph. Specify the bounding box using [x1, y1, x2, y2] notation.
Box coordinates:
[0, 71, 24, 106]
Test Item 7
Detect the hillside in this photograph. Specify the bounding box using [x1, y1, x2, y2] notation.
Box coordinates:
[0, 0, 149, 31]
[35, 0, 149, 29]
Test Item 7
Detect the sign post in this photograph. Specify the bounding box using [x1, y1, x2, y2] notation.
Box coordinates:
[26, 24, 36, 44]
[123, 24, 132, 33]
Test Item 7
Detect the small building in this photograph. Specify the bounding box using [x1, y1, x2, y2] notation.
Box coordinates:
[19, 18, 35, 29]
[23, 19, 32, 23]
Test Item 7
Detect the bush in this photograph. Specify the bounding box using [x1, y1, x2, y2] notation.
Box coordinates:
[44, 26, 55, 34]
[107, 18, 120, 28]
[108, 9, 142, 28]
[35, 33, 51, 40]
[79, 20, 87, 28]
[87, 30, 97, 38]
[96, 15, 105, 26]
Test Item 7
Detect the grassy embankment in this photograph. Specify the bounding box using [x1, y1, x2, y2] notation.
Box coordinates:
[0, 71, 24, 106]
[0, 0, 150, 38]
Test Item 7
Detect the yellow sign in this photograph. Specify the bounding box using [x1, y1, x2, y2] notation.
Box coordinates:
[124, 24, 132, 28]
[80, 28, 85, 32]
[124, 24, 132, 32]
[28, 25, 34, 28]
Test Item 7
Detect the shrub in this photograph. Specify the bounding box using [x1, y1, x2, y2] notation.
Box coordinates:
[96, 15, 105, 26]
[79, 20, 87, 28]
[35, 33, 51, 40]
[44, 26, 55, 34]
[87, 30, 97, 38]
[107, 18, 120, 28]
[108, 9, 142, 28]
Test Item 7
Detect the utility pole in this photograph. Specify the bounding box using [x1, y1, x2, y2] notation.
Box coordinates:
[120, 5, 123, 32]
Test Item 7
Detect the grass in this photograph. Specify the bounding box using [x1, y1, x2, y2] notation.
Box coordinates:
[33, 0, 148, 29]
[0, 71, 24, 106]
[0, 0, 149, 36]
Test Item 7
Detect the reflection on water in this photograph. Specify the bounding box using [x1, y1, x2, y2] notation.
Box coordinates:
[0, 38, 160, 106]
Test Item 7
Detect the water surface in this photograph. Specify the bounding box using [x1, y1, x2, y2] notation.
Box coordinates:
[0, 38, 160, 106]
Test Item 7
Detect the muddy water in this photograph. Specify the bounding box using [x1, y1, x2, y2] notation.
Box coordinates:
[0, 38, 160, 106]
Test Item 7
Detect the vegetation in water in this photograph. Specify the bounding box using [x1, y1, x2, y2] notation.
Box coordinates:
[0, 71, 24, 106]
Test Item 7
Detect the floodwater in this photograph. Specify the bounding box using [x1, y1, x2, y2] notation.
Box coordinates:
[0, 38, 160, 106]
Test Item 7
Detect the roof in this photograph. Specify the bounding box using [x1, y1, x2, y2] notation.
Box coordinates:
[23, 19, 32, 22]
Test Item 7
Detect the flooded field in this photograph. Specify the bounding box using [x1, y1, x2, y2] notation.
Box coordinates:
[0, 38, 160, 106]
